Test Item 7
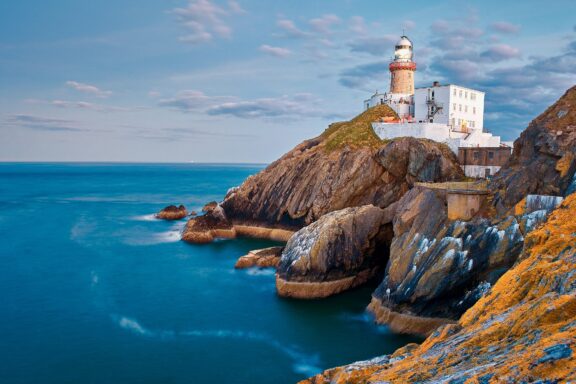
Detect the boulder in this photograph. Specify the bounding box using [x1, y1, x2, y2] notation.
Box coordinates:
[276, 205, 395, 298]
[234, 246, 284, 269]
[156, 204, 187, 220]
[181, 205, 235, 243]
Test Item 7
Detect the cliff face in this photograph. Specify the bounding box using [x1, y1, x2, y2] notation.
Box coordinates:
[491, 86, 576, 214]
[219, 105, 464, 229]
[304, 192, 576, 384]
[276, 204, 394, 298]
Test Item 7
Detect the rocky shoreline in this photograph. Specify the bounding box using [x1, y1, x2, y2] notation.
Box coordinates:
[178, 87, 576, 382]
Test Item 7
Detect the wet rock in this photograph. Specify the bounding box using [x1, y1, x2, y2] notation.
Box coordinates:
[234, 246, 284, 269]
[155, 204, 187, 220]
[202, 201, 218, 213]
[367, 187, 525, 332]
[276, 205, 394, 298]
[303, 193, 576, 383]
[181, 205, 235, 243]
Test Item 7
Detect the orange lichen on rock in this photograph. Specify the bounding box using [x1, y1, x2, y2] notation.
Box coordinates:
[303, 193, 576, 384]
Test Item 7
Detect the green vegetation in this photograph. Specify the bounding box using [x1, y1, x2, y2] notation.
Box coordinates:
[321, 104, 398, 151]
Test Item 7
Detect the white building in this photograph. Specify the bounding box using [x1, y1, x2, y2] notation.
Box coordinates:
[365, 35, 510, 178]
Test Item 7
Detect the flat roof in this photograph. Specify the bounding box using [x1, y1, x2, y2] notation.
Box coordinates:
[415, 84, 485, 94]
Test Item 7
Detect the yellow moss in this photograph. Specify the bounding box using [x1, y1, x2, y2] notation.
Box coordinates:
[556, 152, 574, 177]
[513, 196, 527, 216]
[302, 194, 576, 384]
[321, 104, 398, 151]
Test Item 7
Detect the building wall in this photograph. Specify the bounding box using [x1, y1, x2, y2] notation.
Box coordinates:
[372, 122, 451, 141]
[447, 85, 484, 131]
[447, 192, 487, 221]
[390, 69, 415, 94]
[414, 85, 484, 131]
[458, 147, 511, 166]
[462, 165, 501, 178]
[365, 93, 413, 118]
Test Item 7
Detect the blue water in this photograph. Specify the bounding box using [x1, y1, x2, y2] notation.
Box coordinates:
[0, 163, 419, 384]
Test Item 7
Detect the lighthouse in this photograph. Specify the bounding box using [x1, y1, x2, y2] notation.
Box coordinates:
[363, 35, 417, 118]
[389, 36, 416, 94]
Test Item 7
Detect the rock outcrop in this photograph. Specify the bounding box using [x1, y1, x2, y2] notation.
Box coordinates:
[156, 204, 187, 220]
[220, 105, 464, 230]
[234, 246, 284, 269]
[303, 192, 576, 383]
[367, 187, 526, 335]
[182, 204, 294, 243]
[491, 85, 576, 215]
[276, 205, 394, 298]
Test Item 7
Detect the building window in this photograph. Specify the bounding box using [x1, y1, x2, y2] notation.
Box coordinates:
[459, 90, 463, 98]
[465, 91, 468, 99]
[453, 88, 457, 96]
[453, 103, 456, 110]
[488, 151, 494, 160]
[473, 151, 480, 160]
[465, 105, 468, 113]
[459, 104, 462, 112]
[451, 118, 455, 127]
[473, 107, 476, 114]
[471, 93, 476, 100]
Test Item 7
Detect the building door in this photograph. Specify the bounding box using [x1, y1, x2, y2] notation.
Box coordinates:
[485, 168, 491, 178]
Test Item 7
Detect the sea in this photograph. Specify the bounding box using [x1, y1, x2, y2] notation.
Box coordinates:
[0, 163, 419, 384]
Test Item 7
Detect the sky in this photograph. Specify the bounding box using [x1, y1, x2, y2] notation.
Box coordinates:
[1, 0, 575, 163]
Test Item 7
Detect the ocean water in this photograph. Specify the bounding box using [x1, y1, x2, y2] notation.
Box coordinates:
[0, 163, 419, 384]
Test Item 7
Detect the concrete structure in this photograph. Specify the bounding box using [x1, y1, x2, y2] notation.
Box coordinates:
[458, 147, 512, 178]
[447, 189, 489, 221]
[365, 34, 511, 178]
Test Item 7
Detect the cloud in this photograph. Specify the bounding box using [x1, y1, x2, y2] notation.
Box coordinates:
[158, 90, 334, 120]
[26, 98, 131, 112]
[259, 44, 292, 58]
[4, 114, 83, 132]
[349, 35, 398, 56]
[308, 14, 340, 35]
[170, 0, 244, 44]
[349, 16, 367, 35]
[480, 44, 521, 62]
[402, 20, 416, 31]
[339, 61, 390, 90]
[491, 21, 521, 34]
[207, 94, 328, 119]
[65, 81, 112, 98]
[276, 19, 309, 38]
[158, 90, 234, 111]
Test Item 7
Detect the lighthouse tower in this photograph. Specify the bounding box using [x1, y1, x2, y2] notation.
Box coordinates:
[389, 36, 416, 94]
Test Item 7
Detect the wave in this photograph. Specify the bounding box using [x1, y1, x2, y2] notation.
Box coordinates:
[112, 315, 321, 376]
[131, 214, 159, 222]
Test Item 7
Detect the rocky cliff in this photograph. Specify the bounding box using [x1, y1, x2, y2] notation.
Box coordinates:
[491, 86, 576, 215]
[303, 192, 576, 383]
[182, 104, 463, 244]
[206, 105, 462, 229]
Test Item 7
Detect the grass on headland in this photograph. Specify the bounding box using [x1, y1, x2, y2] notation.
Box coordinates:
[321, 104, 398, 151]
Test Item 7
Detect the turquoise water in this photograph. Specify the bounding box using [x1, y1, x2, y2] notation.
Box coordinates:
[0, 163, 419, 384]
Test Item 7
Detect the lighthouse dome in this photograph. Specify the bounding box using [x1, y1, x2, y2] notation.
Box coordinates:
[394, 35, 413, 62]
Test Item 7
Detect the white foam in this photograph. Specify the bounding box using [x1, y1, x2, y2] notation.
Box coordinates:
[131, 214, 159, 222]
[112, 315, 321, 376]
[245, 268, 276, 276]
